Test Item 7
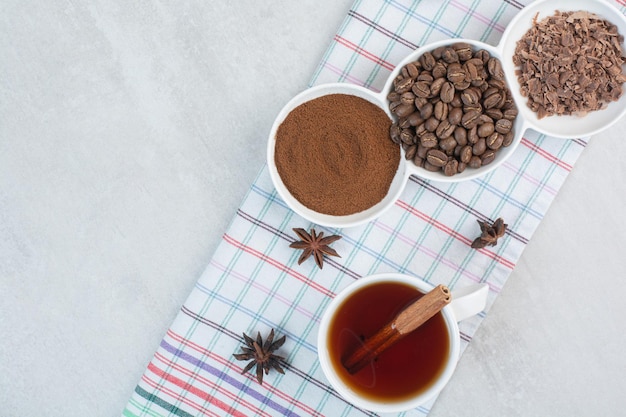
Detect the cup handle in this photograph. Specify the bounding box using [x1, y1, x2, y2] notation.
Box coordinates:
[449, 283, 489, 322]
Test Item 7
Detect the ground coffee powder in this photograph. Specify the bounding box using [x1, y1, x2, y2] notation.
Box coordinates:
[274, 93, 399, 216]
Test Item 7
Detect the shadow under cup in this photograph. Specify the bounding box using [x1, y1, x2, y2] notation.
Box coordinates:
[318, 276, 460, 413]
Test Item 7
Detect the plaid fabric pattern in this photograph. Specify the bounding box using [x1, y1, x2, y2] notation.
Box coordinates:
[124, 0, 626, 416]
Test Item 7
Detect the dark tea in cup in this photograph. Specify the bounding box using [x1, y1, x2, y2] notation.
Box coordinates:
[325, 281, 450, 402]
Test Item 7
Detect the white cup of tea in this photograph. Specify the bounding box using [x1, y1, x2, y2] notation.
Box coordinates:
[317, 273, 488, 413]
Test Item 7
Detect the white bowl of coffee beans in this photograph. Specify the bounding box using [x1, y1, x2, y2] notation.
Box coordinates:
[384, 39, 525, 181]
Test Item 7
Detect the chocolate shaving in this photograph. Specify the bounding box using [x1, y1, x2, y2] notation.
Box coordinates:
[513, 10, 626, 118]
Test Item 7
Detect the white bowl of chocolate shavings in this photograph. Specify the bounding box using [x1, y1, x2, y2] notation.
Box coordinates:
[500, 0, 626, 138]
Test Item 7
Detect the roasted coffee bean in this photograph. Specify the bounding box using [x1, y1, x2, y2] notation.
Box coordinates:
[407, 112, 424, 127]
[486, 132, 503, 150]
[424, 117, 440, 132]
[420, 102, 434, 119]
[466, 57, 483, 70]
[453, 43, 473, 61]
[406, 62, 420, 78]
[498, 92, 509, 109]
[417, 72, 434, 83]
[473, 79, 488, 91]
[461, 110, 481, 129]
[481, 149, 496, 165]
[467, 125, 479, 144]
[487, 57, 504, 80]
[473, 138, 487, 155]
[453, 79, 471, 90]
[503, 131, 514, 147]
[436, 120, 455, 139]
[502, 90, 515, 111]
[417, 143, 428, 158]
[465, 61, 480, 81]
[390, 123, 402, 144]
[434, 101, 449, 121]
[474, 49, 490, 63]
[398, 116, 412, 129]
[420, 132, 438, 148]
[430, 77, 445, 96]
[405, 144, 417, 160]
[432, 46, 445, 59]
[478, 114, 493, 124]
[448, 107, 463, 125]
[477, 122, 495, 137]
[444, 159, 459, 176]
[420, 52, 436, 70]
[454, 126, 468, 145]
[401, 91, 416, 105]
[432, 62, 448, 79]
[401, 129, 415, 145]
[389, 100, 402, 113]
[439, 136, 457, 151]
[423, 160, 441, 172]
[497, 93, 508, 109]
[414, 96, 429, 110]
[485, 108, 503, 120]
[468, 155, 482, 168]
[488, 78, 506, 90]
[461, 87, 481, 106]
[495, 118, 512, 134]
[426, 149, 448, 167]
[394, 103, 415, 118]
[464, 104, 482, 114]
[442, 47, 459, 64]
[447, 63, 466, 83]
[483, 87, 499, 99]
[503, 108, 518, 120]
[412, 81, 431, 98]
[483, 92, 503, 109]
[457, 161, 467, 173]
[413, 155, 425, 167]
[440, 81, 455, 103]
[394, 77, 414, 93]
[387, 91, 401, 102]
[415, 123, 427, 137]
[460, 145, 473, 163]
[450, 92, 463, 108]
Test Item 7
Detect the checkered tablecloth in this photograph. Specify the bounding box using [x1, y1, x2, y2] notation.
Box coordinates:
[123, 1, 626, 416]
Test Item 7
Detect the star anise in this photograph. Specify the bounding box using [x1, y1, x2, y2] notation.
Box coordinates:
[289, 227, 341, 269]
[233, 329, 286, 384]
[471, 217, 507, 249]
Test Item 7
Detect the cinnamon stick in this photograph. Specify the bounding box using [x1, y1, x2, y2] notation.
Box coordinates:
[342, 284, 451, 375]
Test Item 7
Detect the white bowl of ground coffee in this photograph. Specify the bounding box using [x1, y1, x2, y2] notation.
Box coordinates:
[267, 83, 407, 228]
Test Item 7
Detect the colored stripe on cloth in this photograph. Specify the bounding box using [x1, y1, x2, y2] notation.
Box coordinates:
[123, 0, 623, 416]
